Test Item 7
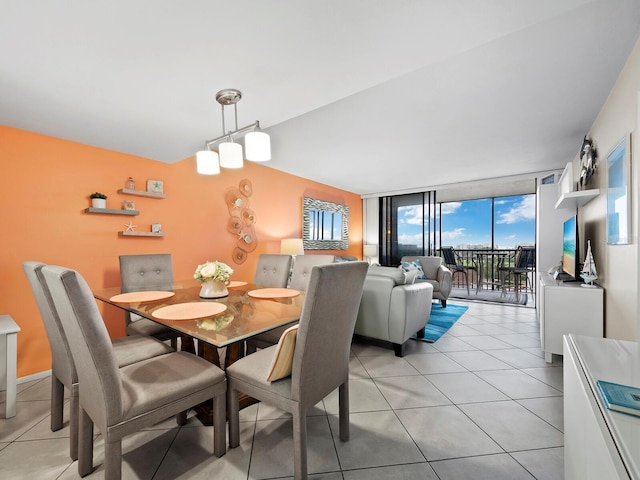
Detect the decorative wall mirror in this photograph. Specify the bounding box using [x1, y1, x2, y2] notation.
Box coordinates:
[303, 197, 349, 250]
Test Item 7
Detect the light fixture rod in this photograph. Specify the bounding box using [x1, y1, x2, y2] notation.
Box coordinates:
[203, 121, 261, 150]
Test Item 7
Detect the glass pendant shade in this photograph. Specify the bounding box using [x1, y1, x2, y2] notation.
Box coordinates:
[219, 141, 243, 168]
[245, 131, 271, 162]
[196, 150, 220, 175]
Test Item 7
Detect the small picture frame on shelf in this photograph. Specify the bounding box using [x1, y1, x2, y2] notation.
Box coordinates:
[151, 223, 162, 233]
[147, 180, 164, 194]
[122, 200, 136, 211]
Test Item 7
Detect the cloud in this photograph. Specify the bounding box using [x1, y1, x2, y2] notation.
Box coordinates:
[398, 233, 423, 246]
[398, 205, 424, 226]
[496, 195, 535, 224]
[441, 228, 465, 241]
[441, 202, 461, 215]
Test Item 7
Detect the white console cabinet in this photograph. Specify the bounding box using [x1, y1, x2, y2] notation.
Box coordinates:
[539, 272, 603, 362]
[564, 334, 640, 479]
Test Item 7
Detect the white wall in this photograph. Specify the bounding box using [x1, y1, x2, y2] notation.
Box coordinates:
[579, 36, 640, 341]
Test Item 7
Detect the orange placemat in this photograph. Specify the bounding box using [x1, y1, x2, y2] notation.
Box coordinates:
[248, 288, 301, 299]
[228, 281, 248, 288]
[152, 302, 227, 321]
[109, 291, 175, 303]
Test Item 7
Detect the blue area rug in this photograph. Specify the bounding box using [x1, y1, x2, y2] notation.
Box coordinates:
[417, 303, 469, 343]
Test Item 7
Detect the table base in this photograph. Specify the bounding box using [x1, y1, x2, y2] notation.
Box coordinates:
[183, 337, 257, 426]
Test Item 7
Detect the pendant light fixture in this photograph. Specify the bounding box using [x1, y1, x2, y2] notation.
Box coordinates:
[196, 88, 271, 174]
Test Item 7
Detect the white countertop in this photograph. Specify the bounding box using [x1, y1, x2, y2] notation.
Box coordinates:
[570, 334, 640, 478]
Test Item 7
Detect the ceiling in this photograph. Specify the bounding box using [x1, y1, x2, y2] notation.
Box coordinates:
[2, 1, 640, 197]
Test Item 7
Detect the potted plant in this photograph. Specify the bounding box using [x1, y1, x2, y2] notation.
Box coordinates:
[90, 192, 107, 209]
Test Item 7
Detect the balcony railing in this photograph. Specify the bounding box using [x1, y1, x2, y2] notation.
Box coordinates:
[439, 248, 536, 295]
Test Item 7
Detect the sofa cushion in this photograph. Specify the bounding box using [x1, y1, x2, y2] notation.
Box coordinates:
[400, 260, 426, 280]
[367, 265, 408, 285]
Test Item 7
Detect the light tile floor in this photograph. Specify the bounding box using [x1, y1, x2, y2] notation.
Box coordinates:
[0, 298, 563, 479]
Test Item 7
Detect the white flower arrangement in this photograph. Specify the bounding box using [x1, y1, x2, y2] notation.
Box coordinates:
[194, 261, 234, 283]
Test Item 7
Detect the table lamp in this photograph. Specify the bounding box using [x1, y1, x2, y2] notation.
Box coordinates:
[280, 238, 304, 256]
[363, 244, 378, 264]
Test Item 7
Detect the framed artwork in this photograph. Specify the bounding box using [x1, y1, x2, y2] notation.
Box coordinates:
[607, 134, 631, 245]
[147, 180, 164, 194]
[151, 223, 162, 233]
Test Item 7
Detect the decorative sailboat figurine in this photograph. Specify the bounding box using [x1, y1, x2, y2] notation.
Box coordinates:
[580, 240, 598, 287]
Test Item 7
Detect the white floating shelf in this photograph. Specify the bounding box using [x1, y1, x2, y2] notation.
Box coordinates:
[119, 231, 166, 237]
[117, 188, 166, 199]
[555, 189, 600, 210]
[84, 207, 139, 216]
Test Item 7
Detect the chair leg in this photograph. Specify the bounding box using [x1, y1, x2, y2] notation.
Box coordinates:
[228, 387, 240, 448]
[105, 439, 122, 480]
[292, 409, 308, 480]
[441, 299, 447, 308]
[392, 343, 405, 357]
[338, 382, 350, 442]
[463, 271, 469, 295]
[78, 407, 94, 477]
[213, 392, 227, 457]
[69, 390, 79, 461]
[176, 411, 187, 426]
[50, 375, 64, 431]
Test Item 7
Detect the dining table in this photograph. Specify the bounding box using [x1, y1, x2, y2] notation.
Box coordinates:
[474, 251, 509, 294]
[93, 279, 305, 424]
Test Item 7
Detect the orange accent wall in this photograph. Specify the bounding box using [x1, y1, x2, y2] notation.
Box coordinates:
[0, 126, 363, 377]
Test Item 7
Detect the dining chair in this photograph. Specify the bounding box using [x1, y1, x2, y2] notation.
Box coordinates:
[22, 261, 175, 461]
[119, 254, 179, 349]
[253, 254, 293, 287]
[227, 261, 369, 480]
[246, 255, 335, 353]
[41, 265, 227, 479]
[288, 254, 336, 291]
[441, 246, 477, 295]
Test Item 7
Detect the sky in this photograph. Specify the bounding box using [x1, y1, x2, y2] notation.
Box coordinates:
[397, 194, 536, 249]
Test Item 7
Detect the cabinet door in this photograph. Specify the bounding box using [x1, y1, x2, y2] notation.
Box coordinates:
[564, 336, 628, 479]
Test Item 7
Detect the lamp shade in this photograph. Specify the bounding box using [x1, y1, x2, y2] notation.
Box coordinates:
[196, 150, 220, 175]
[219, 141, 243, 168]
[245, 131, 271, 162]
[281, 238, 304, 256]
[363, 244, 378, 258]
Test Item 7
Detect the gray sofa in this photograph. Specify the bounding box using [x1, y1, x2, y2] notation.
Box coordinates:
[354, 266, 433, 357]
[400, 256, 452, 307]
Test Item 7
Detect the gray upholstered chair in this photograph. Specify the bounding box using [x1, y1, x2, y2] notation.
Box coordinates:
[41, 265, 227, 479]
[401, 255, 452, 307]
[253, 254, 293, 287]
[22, 261, 174, 461]
[246, 254, 335, 353]
[355, 266, 433, 357]
[227, 262, 369, 480]
[119, 254, 179, 349]
[289, 254, 336, 291]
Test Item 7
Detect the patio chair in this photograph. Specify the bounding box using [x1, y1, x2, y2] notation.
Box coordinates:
[226, 262, 369, 480]
[441, 246, 477, 295]
[498, 246, 536, 298]
[41, 265, 227, 479]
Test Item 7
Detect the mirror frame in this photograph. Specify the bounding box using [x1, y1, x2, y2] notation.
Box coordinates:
[303, 197, 349, 250]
